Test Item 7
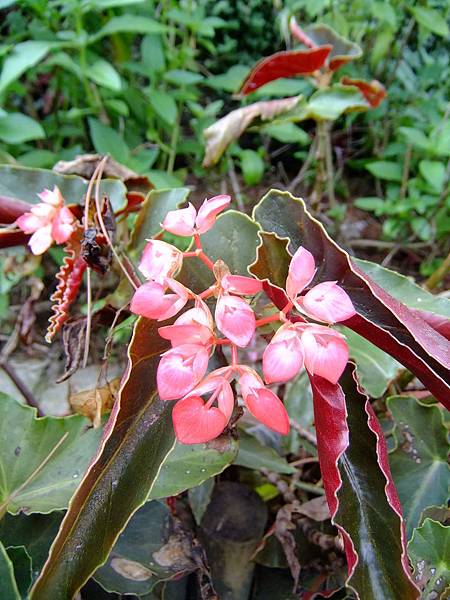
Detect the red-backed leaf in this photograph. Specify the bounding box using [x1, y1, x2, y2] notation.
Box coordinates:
[0, 195, 31, 224]
[341, 77, 386, 108]
[310, 364, 419, 599]
[239, 47, 331, 95]
[252, 190, 450, 407]
[410, 309, 450, 341]
[30, 318, 175, 598]
[302, 24, 362, 71]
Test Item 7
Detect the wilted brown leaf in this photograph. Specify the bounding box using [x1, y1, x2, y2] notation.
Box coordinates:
[69, 377, 120, 424]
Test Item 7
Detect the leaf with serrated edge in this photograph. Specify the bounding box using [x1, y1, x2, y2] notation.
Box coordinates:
[408, 518, 449, 596]
[252, 190, 450, 408]
[311, 364, 419, 599]
[30, 318, 175, 599]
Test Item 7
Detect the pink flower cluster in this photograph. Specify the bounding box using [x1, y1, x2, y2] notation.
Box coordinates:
[130, 196, 356, 444]
[16, 186, 76, 255]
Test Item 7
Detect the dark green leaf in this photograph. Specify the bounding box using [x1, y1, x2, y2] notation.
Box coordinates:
[149, 91, 177, 124]
[408, 518, 449, 596]
[0, 541, 20, 600]
[239, 149, 265, 185]
[0, 41, 54, 94]
[188, 479, 214, 524]
[235, 430, 295, 474]
[6, 546, 32, 598]
[88, 118, 130, 165]
[366, 161, 403, 182]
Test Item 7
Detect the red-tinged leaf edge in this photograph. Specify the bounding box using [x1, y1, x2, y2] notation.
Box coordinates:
[341, 77, 386, 108]
[239, 47, 331, 95]
[30, 317, 175, 599]
[0, 195, 32, 223]
[310, 364, 419, 599]
[45, 228, 87, 343]
[252, 190, 450, 408]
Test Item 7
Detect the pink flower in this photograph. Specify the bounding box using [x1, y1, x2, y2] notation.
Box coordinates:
[215, 294, 256, 347]
[138, 240, 182, 284]
[239, 371, 290, 435]
[158, 301, 214, 347]
[262, 324, 304, 384]
[172, 374, 235, 444]
[221, 274, 263, 295]
[16, 186, 76, 255]
[162, 195, 231, 236]
[300, 325, 349, 384]
[157, 343, 209, 400]
[130, 278, 189, 321]
[286, 246, 355, 323]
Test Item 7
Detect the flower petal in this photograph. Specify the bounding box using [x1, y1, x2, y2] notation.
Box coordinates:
[215, 294, 255, 347]
[302, 281, 356, 323]
[138, 240, 183, 283]
[286, 246, 316, 300]
[51, 206, 75, 244]
[301, 327, 349, 384]
[16, 212, 46, 234]
[162, 203, 197, 236]
[195, 194, 231, 234]
[130, 281, 187, 321]
[157, 344, 209, 400]
[239, 372, 289, 435]
[38, 186, 63, 207]
[263, 325, 303, 384]
[28, 225, 53, 255]
[222, 274, 262, 296]
[172, 396, 227, 444]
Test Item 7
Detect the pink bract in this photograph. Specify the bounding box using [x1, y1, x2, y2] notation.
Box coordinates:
[162, 195, 231, 236]
[215, 294, 256, 347]
[301, 325, 349, 384]
[16, 186, 76, 255]
[239, 371, 290, 435]
[130, 279, 189, 321]
[262, 324, 304, 384]
[138, 240, 183, 284]
[157, 343, 209, 400]
[172, 396, 228, 444]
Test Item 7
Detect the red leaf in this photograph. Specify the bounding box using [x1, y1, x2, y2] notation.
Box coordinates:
[253, 191, 450, 408]
[240, 47, 331, 95]
[310, 364, 419, 598]
[341, 77, 386, 108]
[0, 195, 31, 224]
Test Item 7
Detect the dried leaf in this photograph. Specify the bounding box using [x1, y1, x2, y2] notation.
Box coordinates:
[53, 154, 139, 181]
[341, 77, 386, 108]
[69, 378, 120, 423]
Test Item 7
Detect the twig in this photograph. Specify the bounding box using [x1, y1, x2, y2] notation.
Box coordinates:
[288, 137, 317, 193]
[347, 239, 431, 249]
[399, 144, 412, 200]
[425, 250, 450, 290]
[228, 157, 245, 212]
[323, 121, 336, 207]
[289, 418, 317, 446]
[0, 361, 42, 415]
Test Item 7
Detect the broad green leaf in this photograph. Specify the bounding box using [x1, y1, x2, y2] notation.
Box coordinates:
[94, 501, 195, 595]
[179, 210, 261, 293]
[0, 541, 20, 600]
[130, 188, 190, 255]
[17, 150, 56, 169]
[149, 438, 238, 500]
[147, 170, 184, 189]
[87, 59, 122, 91]
[411, 7, 449, 38]
[371, 1, 397, 28]
[239, 149, 264, 185]
[408, 519, 449, 596]
[398, 127, 429, 151]
[188, 479, 214, 524]
[0, 394, 102, 516]
[0, 113, 45, 144]
[419, 160, 445, 193]
[433, 121, 450, 157]
[0, 165, 127, 212]
[303, 84, 368, 121]
[205, 65, 250, 93]
[252, 77, 310, 98]
[141, 34, 165, 74]
[5, 546, 32, 599]
[260, 122, 309, 145]
[90, 15, 167, 41]
[148, 90, 177, 124]
[88, 118, 130, 165]
[0, 41, 53, 95]
[354, 196, 384, 213]
[341, 328, 401, 397]
[30, 318, 176, 598]
[0, 512, 63, 575]
[388, 396, 449, 538]
[235, 431, 295, 474]
[354, 259, 450, 317]
[366, 160, 402, 182]
[163, 69, 203, 86]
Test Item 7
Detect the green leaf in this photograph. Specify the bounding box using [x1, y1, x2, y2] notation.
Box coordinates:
[398, 127, 429, 151]
[205, 65, 250, 93]
[29, 318, 176, 598]
[388, 397, 449, 538]
[87, 59, 122, 91]
[433, 121, 450, 157]
[141, 34, 165, 74]
[188, 479, 214, 524]
[411, 216, 432, 242]
[284, 371, 316, 455]
[354, 259, 450, 317]
[239, 149, 264, 185]
[147, 170, 184, 189]
[91, 15, 167, 41]
[149, 437, 238, 500]
[342, 328, 401, 397]
[93, 501, 195, 595]
[0, 394, 102, 516]
[179, 210, 261, 293]
[304, 84, 368, 121]
[411, 7, 449, 38]
[235, 430, 295, 474]
[0, 541, 20, 600]
[130, 187, 190, 255]
[354, 196, 385, 213]
[88, 118, 130, 165]
[0, 113, 45, 144]
[163, 69, 203, 86]
[148, 90, 177, 124]
[366, 160, 402, 182]
[0, 41, 53, 95]
[408, 519, 449, 595]
[419, 160, 445, 193]
[88, 0, 146, 8]
[6, 546, 32, 599]
[0, 165, 128, 212]
[260, 122, 309, 145]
